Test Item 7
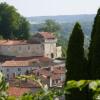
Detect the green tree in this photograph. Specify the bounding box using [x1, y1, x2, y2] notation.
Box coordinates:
[65, 22, 88, 100]
[0, 72, 9, 100]
[88, 8, 100, 79]
[66, 22, 87, 80]
[39, 19, 60, 33]
[15, 17, 30, 40]
[0, 2, 20, 39]
[0, 2, 30, 40]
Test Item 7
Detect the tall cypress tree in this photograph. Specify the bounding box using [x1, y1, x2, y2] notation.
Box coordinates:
[65, 22, 87, 100]
[88, 8, 100, 79]
[66, 22, 87, 80]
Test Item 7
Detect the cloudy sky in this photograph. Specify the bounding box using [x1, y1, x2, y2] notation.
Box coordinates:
[0, 0, 100, 17]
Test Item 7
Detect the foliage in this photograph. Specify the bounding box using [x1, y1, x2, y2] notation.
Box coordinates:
[12, 75, 100, 100]
[14, 17, 30, 40]
[0, 2, 30, 39]
[0, 73, 99, 100]
[39, 19, 60, 33]
[88, 8, 100, 79]
[65, 22, 88, 99]
[7, 96, 16, 100]
[66, 22, 87, 80]
[16, 75, 63, 100]
[0, 72, 9, 100]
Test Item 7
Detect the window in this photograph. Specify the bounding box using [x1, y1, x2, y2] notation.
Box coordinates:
[18, 68, 21, 71]
[6, 69, 9, 72]
[51, 53, 54, 58]
[28, 46, 30, 50]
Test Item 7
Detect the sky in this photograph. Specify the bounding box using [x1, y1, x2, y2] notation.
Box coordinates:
[0, 0, 100, 17]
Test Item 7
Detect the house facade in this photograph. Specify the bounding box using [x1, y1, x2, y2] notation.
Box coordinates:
[0, 60, 35, 79]
[0, 32, 62, 58]
[0, 41, 44, 57]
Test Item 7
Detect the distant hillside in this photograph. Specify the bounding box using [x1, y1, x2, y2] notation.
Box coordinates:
[27, 14, 95, 24]
[27, 14, 95, 38]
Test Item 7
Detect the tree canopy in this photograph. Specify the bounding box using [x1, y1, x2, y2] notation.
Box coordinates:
[0, 2, 30, 40]
[66, 22, 87, 80]
[65, 22, 88, 100]
[88, 8, 100, 79]
[39, 19, 60, 33]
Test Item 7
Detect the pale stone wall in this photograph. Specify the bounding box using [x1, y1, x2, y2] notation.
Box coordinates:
[44, 43, 57, 58]
[44, 39, 57, 58]
[56, 46, 62, 58]
[0, 44, 44, 57]
[0, 37, 62, 58]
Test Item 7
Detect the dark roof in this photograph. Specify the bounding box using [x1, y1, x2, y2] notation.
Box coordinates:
[0, 55, 15, 62]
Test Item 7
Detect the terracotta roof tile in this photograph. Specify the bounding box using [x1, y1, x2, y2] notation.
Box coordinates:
[2, 61, 33, 67]
[1, 56, 52, 67]
[9, 79, 40, 88]
[38, 32, 55, 39]
[0, 39, 40, 46]
[53, 68, 65, 74]
[0, 40, 28, 45]
[7, 87, 30, 97]
[52, 74, 61, 80]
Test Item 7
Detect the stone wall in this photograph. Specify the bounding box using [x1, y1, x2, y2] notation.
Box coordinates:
[56, 46, 62, 58]
[0, 44, 44, 57]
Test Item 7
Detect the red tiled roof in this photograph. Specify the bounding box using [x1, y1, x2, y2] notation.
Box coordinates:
[7, 87, 30, 97]
[38, 32, 55, 39]
[33, 67, 65, 80]
[52, 74, 61, 80]
[9, 79, 40, 88]
[0, 40, 28, 46]
[12, 56, 50, 61]
[53, 68, 65, 74]
[39, 69, 50, 77]
[1, 56, 52, 67]
[0, 39, 40, 46]
[2, 60, 33, 67]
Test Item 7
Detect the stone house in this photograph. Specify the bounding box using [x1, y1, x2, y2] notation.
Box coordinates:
[0, 40, 44, 57]
[0, 60, 35, 79]
[29, 32, 62, 58]
[0, 56, 52, 79]
[0, 32, 62, 58]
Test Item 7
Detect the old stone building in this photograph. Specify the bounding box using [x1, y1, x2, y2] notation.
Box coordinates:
[0, 32, 63, 80]
[0, 32, 62, 58]
[31, 32, 62, 58]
